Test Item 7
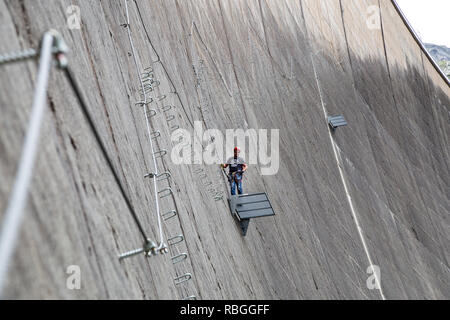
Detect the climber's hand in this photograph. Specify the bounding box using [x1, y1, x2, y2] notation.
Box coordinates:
[220, 164, 225, 169]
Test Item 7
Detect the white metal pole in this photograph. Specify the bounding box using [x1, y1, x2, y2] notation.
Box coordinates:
[0, 33, 55, 296]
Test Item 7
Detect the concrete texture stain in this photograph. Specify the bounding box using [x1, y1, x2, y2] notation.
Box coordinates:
[0, 0, 448, 299]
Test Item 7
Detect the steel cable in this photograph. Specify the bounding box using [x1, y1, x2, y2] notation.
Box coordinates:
[63, 67, 149, 242]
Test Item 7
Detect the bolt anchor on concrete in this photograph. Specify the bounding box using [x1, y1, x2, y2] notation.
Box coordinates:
[119, 238, 165, 260]
[0, 29, 68, 68]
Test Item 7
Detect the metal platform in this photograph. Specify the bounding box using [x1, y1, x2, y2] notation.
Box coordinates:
[228, 193, 275, 236]
[234, 193, 275, 219]
[328, 115, 347, 131]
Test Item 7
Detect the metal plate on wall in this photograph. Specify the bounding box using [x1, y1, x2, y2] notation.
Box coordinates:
[235, 193, 275, 220]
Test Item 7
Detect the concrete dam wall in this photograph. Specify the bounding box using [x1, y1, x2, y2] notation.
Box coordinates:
[0, 0, 448, 299]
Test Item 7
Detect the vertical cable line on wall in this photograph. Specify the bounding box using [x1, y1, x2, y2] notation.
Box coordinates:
[122, 1, 198, 299]
[302, 0, 386, 300]
[124, 0, 165, 251]
[63, 67, 150, 242]
[309, 34, 386, 302]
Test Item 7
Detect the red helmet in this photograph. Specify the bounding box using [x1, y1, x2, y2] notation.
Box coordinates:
[234, 147, 240, 153]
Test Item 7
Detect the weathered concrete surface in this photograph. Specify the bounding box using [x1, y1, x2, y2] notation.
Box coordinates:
[0, 0, 448, 299]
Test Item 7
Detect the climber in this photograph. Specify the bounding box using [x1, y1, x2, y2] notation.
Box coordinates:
[221, 147, 247, 195]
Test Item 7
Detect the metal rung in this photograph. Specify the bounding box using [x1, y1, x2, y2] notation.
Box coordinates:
[183, 295, 197, 300]
[140, 82, 155, 91]
[174, 273, 191, 285]
[141, 74, 154, 81]
[213, 191, 223, 198]
[142, 76, 154, 83]
[153, 149, 167, 158]
[142, 74, 156, 82]
[142, 83, 155, 90]
[143, 80, 159, 89]
[140, 87, 153, 94]
[149, 80, 160, 87]
[157, 95, 166, 101]
[156, 172, 171, 181]
[162, 105, 172, 112]
[171, 253, 188, 264]
[167, 235, 184, 246]
[145, 109, 157, 118]
[158, 187, 173, 198]
[171, 125, 180, 131]
[141, 72, 154, 79]
[135, 99, 153, 107]
[150, 131, 161, 139]
[163, 210, 177, 221]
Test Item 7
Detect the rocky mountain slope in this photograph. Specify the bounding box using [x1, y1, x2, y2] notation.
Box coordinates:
[425, 43, 450, 77]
